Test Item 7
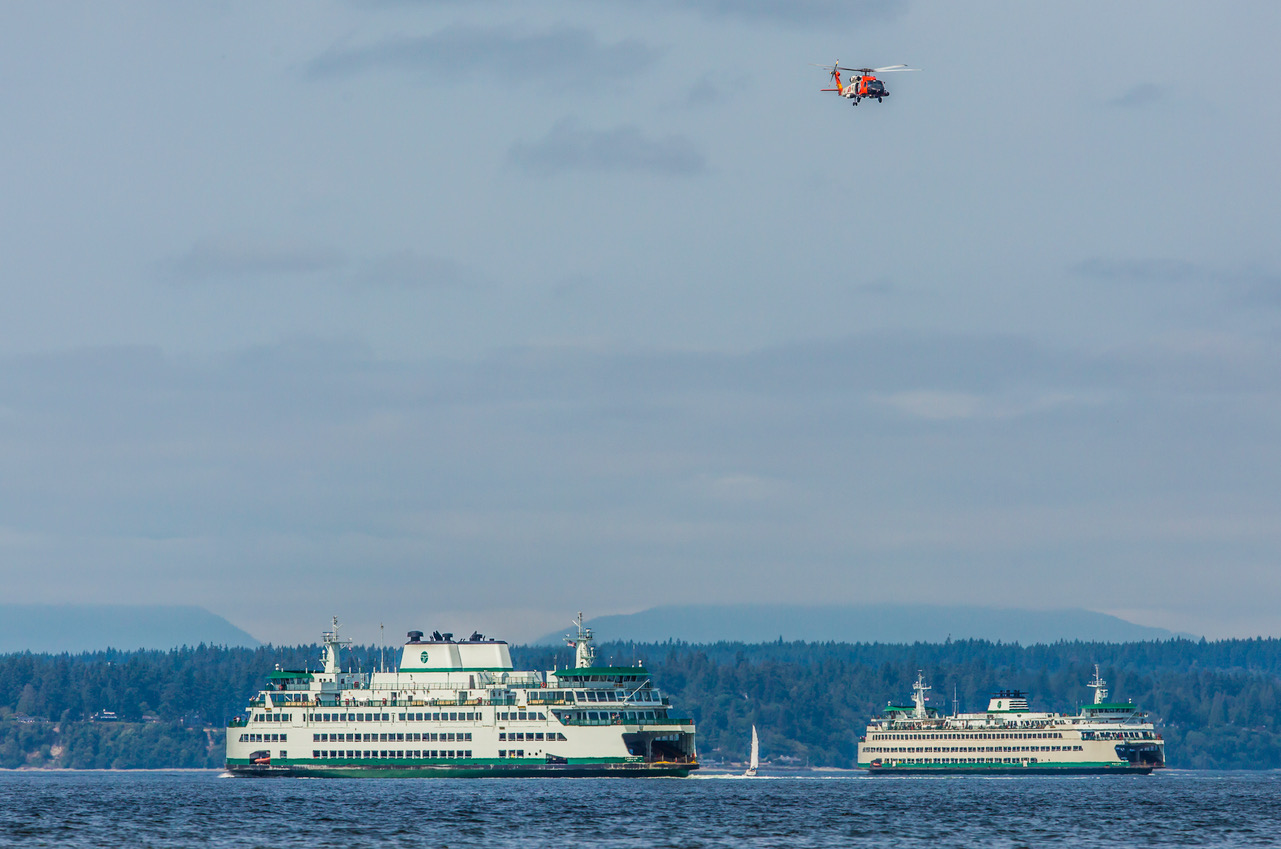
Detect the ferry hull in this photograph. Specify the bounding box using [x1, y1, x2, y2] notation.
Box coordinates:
[227, 760, 698, 779]
[864, 763, 1156, 776]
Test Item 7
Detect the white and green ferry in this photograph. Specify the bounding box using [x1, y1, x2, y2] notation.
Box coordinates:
[225, 615, 698, 777]
[857, 667, 1165, 775]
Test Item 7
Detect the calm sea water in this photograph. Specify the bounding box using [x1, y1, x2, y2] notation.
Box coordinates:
[2, 769, 1279, 848]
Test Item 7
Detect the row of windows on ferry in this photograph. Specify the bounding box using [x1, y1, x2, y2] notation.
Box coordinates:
[884, 757, 1052, 765]
[315, 732, 473, 744]
[304, 711, 480, 723]
[499, 732, 565, 742]
[556, 710, 662, 723]
[865, 745, 1084, 755]
[312, 749, 474, 760]
[555, 690, 659, 703]
[239, 733, 286, 743]
[870, 731, 1065, 741]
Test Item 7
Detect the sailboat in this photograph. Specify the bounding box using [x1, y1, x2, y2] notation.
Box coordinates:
[744, 725, 759, 777]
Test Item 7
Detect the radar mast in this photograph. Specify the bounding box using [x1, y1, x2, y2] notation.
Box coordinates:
[1088, 664, 1109, 704]
[912, 670, 931, 719]
[321, 616, 353, 676]
[566, 612, 596, 669]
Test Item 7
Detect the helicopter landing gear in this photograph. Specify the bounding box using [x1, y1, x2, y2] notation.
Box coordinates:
[850, 97, 860, 106]
[877, 96, 883, 102]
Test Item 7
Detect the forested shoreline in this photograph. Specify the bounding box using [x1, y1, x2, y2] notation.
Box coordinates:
[2, 638, 1279, 770]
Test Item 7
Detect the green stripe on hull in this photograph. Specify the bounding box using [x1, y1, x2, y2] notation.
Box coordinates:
[226, 760, 695, 778]
[861, 761, 1157, 776]
[228, 756, 645, 768]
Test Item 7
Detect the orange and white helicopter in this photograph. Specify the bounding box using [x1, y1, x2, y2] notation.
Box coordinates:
[814, 62, 919, 105]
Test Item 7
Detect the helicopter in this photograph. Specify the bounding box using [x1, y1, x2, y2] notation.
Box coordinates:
[814, 62, 919, 105]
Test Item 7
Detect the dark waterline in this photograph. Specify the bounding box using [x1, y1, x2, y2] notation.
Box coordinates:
[3, 769, 1279, 848]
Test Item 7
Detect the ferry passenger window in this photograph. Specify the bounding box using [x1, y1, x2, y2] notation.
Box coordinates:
[499, 750, 506, 758]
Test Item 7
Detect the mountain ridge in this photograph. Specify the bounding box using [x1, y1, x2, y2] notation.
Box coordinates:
[531, 604, 1190, 646]
[0, 604, 261, 653]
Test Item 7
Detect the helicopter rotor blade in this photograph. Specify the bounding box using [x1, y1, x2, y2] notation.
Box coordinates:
[872, 65, 920, 72]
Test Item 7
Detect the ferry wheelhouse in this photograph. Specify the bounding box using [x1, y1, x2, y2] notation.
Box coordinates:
[225, 615, 698, 777]
[857, 667, 1165, 775]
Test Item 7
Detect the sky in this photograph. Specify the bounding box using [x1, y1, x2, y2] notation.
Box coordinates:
[1, 1, 1280, 645]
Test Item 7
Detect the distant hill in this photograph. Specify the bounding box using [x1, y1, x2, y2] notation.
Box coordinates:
[531, 604, 1190, 646]
[0, 605, 260, 653]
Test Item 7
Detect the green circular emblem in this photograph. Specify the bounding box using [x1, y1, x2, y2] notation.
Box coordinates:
[420, 650, 429, 663]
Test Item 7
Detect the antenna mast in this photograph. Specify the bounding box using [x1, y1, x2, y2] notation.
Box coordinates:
[566, 612, 596, 669]
[912, 670, 931, 720]
[1088, 664, 1108, 704]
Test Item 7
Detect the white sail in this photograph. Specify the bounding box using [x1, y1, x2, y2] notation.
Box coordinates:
[745, 725, 759, 776]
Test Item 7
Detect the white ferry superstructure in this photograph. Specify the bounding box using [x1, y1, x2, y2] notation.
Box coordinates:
[225, 615, 698, 777]
[856, 667, 1165, 775]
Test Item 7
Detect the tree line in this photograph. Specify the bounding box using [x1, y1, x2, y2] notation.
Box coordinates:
[1, 637, 1278, 769]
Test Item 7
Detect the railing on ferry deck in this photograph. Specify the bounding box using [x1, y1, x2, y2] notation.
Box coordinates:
[553, 713, 694, 727]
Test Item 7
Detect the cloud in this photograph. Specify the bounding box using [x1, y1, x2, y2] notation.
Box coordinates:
[168, 239, 482, 289]
[169, 236, 347, 282]
[308, 25, 656, 86]
[351, 251, 483, 289]
[627, 0, 904, 26]
[509, 119, 706, 176]
[1071, 257, 1203, 284]
[1071, 257, 1281, 304]
[342, 0, 904, 27]
[872, 390, 1100, 421]
[1108, 83, 1167, 108]
[6, 331, 1281, 638]
[689, 473, 786, 503]
[682, 74, 727, 108]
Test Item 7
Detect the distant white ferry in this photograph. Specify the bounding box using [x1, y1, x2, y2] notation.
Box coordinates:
[857, 667, 1165, 775]
[225, 615, 698, 777]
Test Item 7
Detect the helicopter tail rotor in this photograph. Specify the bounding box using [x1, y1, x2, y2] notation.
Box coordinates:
[811, 61, 844, 93]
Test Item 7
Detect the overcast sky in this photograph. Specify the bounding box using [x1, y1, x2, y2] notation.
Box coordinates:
[2, 1, 1279, 644]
